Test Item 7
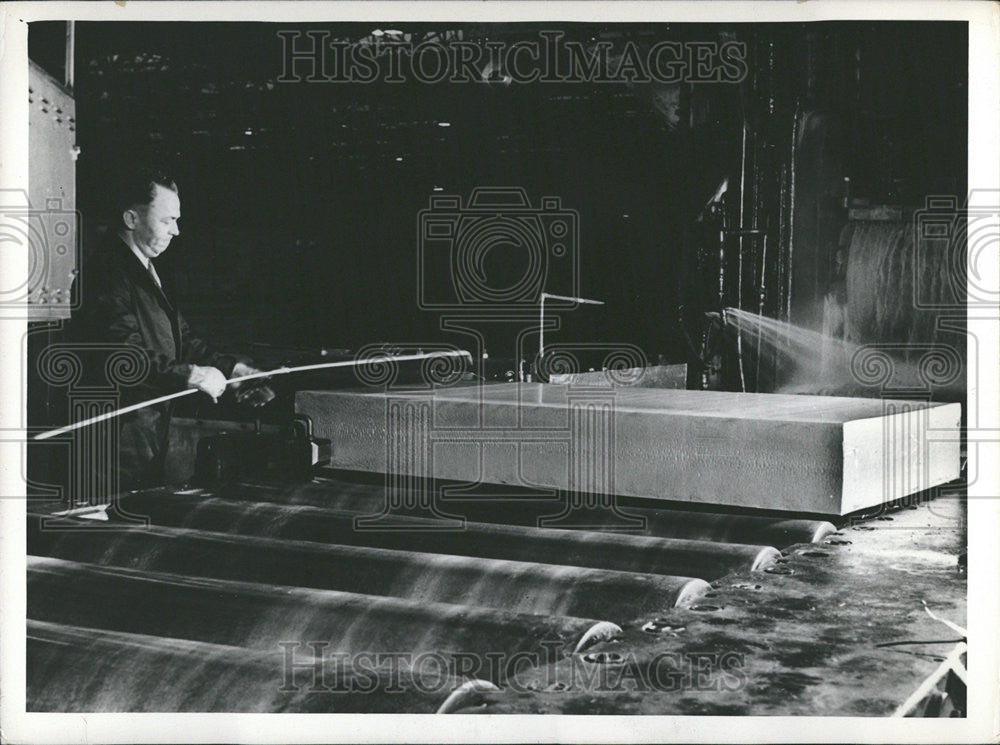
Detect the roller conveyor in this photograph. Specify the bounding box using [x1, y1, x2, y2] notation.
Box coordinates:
[27, 620, 484, 713]
[272, 473, 839, 546]
[28, 556, 615, 667]
[28, 520, 709, 618]
[114, 492, 782, 580]
[25, 467, 966, 715]
[442, 494, 969, 716]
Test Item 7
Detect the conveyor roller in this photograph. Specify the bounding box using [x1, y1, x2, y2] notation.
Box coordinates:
[28, 518, 708, 619]
[270, 475, 838, 546]
[28, 556, 616, 669]
[118, 493, 781, 580]
[27, 620, 487, 713]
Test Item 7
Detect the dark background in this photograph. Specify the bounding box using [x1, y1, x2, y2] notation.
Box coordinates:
[29, 21, 967, 368]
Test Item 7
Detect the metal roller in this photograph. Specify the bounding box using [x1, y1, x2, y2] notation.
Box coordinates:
[222, 477, 837, 547]
[435, 679, 501, 714]
[119, 493, 781, 579]
[598, 508, 838, 546]
[29, 518, 709, 619]
[27, 620, 489, 713]
[28, 556, 613, 669]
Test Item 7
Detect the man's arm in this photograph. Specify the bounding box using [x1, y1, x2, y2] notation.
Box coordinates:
[75, 266, 240, 401]
[175, 310, 237, 377]
[89, 273, 202, 393]
[176, 311, 260, 384]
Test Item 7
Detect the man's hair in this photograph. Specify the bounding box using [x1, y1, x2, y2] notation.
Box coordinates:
[116, 168, 179, 221]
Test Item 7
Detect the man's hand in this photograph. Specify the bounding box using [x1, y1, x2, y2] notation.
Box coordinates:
[187, 365, 228, 403]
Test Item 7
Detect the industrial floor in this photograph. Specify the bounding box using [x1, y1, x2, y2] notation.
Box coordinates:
[25, 473, 966, 715]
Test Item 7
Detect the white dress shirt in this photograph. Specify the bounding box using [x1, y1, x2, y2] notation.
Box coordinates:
[126, 240, 164, 289]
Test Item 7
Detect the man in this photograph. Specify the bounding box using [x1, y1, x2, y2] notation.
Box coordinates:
[71, 168, 262, 493]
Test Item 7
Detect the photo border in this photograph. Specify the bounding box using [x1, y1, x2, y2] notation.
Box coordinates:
[1, 2, 997, 743]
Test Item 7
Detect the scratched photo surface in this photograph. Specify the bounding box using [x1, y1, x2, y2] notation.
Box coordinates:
[9, 9, 987, 737]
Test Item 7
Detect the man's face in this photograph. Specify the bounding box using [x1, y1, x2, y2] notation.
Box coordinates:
[126, 184, 181, 259]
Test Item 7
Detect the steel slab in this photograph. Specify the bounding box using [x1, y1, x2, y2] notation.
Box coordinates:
[296, 383, 961, 515]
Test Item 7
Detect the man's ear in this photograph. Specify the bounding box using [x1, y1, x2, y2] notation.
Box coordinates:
[122, 209, 137, 229]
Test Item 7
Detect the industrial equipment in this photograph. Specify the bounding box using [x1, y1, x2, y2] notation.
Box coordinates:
[26, 374, 966, 717]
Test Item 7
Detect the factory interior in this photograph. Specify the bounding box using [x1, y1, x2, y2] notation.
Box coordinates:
[23, 20, 969, 716]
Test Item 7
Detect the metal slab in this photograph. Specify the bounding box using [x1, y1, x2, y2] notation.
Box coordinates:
[296, 383, 961, 515]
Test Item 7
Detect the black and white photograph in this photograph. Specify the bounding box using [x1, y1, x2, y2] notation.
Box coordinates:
[0, 1, 997, 742]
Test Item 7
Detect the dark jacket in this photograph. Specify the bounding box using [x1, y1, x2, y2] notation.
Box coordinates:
[72, 233, 238, 400]
[69, 233, 239, 490]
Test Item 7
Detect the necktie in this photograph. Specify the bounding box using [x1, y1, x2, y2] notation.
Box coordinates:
[147, 260, 162, 289]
